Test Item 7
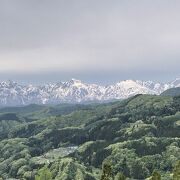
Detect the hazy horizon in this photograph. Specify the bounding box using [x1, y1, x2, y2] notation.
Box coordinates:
[0, 0, 180, 84]
[1, 76, 180, 86]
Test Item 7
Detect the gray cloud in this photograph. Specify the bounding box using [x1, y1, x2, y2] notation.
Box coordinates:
[0, 0, 179, 83]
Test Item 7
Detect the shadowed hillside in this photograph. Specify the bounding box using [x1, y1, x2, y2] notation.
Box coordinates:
[161, 87, 180, 97]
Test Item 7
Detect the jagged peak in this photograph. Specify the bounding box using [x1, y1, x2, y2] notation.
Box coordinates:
[70, 78, 82, 83]
[0, 78, 179, 106]
[0, 80, 17, 87]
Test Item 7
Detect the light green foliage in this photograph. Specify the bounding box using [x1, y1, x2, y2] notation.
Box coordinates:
[0, 138, 33, 179]
[173, 161, 180, 180]
[0, 95, 179, 179]
[50, 157, 95, 180]
[76, 140, 108, 166]
[127, 95, 173, 110]
[150, 170, 161, 180]
[115, 172, 126, 180]
[35, 166, 52, 180]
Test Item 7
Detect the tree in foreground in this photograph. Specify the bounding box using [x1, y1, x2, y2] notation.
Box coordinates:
[173, 161, 180, 180]
[101, 161, 113, 180]
[150, 170, 161, 180]
[115, 172, 126, 180]
[35, 166, 53, 180]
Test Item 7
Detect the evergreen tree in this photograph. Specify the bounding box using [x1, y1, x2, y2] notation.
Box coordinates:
[173, 161, 180, 180]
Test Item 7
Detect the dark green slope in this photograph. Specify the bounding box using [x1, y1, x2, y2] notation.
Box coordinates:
[0, 95, 179, 179]
[161, 87, 180, 97]
[0, 103, 111, 119]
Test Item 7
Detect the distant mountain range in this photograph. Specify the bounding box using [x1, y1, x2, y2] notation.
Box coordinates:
[0, 78, 180, 106]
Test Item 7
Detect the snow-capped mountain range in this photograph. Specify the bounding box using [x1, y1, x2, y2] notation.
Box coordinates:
[0, 78, 180, 106]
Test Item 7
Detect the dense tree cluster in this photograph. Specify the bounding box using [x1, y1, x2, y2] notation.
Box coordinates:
[0, 95, 179, 179]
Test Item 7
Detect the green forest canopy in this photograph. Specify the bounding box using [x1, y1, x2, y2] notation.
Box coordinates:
[0, 94, 179, 179]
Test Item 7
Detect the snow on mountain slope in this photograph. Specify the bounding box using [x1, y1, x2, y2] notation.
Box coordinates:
[0, 78, 179, 106]
[135, 80, 168, 94]
[104, 80, 155, 100]
[170, 78, 180, 87]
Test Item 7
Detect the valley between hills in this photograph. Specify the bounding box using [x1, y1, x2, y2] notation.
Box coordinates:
[0, 90, 179, 179]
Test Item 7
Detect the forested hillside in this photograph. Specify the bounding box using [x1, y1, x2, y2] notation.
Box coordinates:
[161, 87, 180, 97]
[0, 95, 180, 179]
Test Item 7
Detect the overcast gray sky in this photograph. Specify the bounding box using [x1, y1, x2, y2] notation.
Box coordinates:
[0, 0, 179, 84]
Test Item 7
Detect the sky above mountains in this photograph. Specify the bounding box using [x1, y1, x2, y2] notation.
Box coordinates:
[0, 0, 179, 84]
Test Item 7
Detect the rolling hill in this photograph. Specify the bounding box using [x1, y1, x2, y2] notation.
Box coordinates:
[161, 87, 180, 97]
[0, 94, 179, 179]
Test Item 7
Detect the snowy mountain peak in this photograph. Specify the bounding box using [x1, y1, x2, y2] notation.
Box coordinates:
[170, 78, 180, 87]
[0, 80, 17, 87]
[68, 79, 83, 85]
[0, 78, 179, 106]
[117, 79, 141, 87]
